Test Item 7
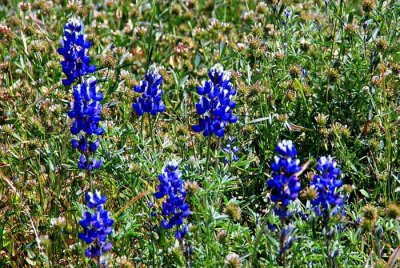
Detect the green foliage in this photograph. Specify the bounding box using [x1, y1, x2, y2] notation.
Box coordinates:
[0, 0, 399, 267]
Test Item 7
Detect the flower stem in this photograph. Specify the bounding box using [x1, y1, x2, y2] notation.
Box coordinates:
[278, 228, 287, 267]
[205, 135, 211, 176]
[323, 218, 335, 268]
[140, 115, 145, 141]
[149, 113, 155, 153]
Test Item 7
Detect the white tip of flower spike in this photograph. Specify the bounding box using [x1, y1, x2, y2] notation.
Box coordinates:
[147, 64, 160, 75]
[167, 160, 179, 169]
[67, 16, 81, 28]
[278, 140, 293, 154]
[210, 63, 231, 81]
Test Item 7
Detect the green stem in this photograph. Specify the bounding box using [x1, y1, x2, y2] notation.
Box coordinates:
[149, 113, 155, 153]
[140, 115, 145, 141]
[205, 135, 212, 176]
[279, 227, 287, 267]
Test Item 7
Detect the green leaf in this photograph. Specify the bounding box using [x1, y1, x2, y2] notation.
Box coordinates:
[247, 116, 272, 125]
[359, 189, 369, 198]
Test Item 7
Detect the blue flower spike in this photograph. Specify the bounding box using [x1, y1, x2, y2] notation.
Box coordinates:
[68, 76, 103, 171]
[132, 64, 166, 116]
[192, 64, 237, 138]
[79, 190, 114, 258]
[310, 156, 343, 217]
[58, 17, 96, 86]
[154, 161, 190, 240]
[267, 140, 302, 220]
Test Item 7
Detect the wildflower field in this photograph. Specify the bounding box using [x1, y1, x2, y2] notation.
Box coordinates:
[1, 0, 400, 267]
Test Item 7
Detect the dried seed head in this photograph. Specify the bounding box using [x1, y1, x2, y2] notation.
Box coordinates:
[224, 253, 241, 268]
[208, 18, 221, 31]
[175, 42, 190, 55]
[0, 25, 12, 41]
[375, 37, 388, 52]
[217, 230, 228, 242]
[330, 122, 350, 137]
[386, 203, 400, 220]
[360, 218, 375, 232]
[251, 23, 264, 37]
[184, 181, 200, 194]
[362, 0, 376, 14]
[18, 2, 31, 12]
[315, 113, 328, 126]
[320, 127, 330, 137]
[300, 39, 311, 52]
[120, 70, 136, 88]
[171, 2, 182, 16]
[256, 2, 268, 15]
[0, 61, 10, 72]
[344, 23, 358, 34]
[241, 11, 255, 22]
[289, 64, 302, 78]
[391, 62, 400, 75]
[371, 75, 381, 86]
[328, 68, 340, 82]
[101, 53, 117, 68]
[343, 184, 354, 194]
[185, 0, 196, 9]
[286, 90, 296, 101]
[362, 204, 378, 221]
[247, 35, 260, 50]
[224, 203, 241, 221]
[29, 40, 48, 53]
[369, 139, 380, 150]
[274, 51, 285, 59]
[1, 124, 15, 134]
[67, 0, 82, 11]
[277, 114, 289, 122]
[134, 26, 148, 37]
[301, 187, 318, 201]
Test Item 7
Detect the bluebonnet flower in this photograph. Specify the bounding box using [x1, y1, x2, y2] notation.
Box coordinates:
[267, 140, 302, 219]
[222, 136, 239, 164]
[132, 65, 166, 116]
[154, 161, 190, 240]
[68, 76, 103, 171]
[192, 64, 237, 138]
[58, 17, 95, 86]
[79, 190, 114, 258]
[310, 156, 343, 217]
